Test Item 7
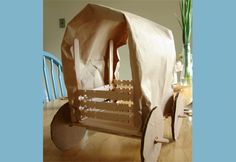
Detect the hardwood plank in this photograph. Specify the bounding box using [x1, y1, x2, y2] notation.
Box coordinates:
[113, 87, 133, 93]
[78, 89, 133, 101]
[82, 110, 131, 124]
[80, 100, 133, 112]
[108, 40, 114, 84]
[75, 118, 141, 138]
[114, 79, 133, 86]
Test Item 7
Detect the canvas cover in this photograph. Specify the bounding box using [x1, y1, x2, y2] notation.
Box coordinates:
[61, 4, 176, 123]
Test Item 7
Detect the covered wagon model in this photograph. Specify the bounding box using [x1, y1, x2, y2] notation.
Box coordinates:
[51, 4, 185, 162]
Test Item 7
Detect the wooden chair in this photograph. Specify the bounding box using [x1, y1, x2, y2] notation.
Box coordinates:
[42, 52, 67, 102]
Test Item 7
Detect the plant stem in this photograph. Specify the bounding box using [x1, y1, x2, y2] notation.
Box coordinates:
[184, 43, 192, 85]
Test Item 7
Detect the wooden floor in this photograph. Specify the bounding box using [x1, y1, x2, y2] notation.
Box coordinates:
[43, 100, 192, 162]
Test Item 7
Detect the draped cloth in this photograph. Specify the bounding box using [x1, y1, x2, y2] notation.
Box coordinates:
[61, 4, 176, 126]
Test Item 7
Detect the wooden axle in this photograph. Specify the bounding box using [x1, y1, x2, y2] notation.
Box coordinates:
[154, 137, 169, 144]
[184, 108, 192, 113]
[178, 111, 192, 118]
[185, 113, 192, 117]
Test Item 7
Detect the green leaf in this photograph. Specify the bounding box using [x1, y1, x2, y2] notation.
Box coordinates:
[178, 0, 192, 44]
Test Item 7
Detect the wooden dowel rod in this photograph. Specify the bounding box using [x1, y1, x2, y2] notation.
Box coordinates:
[154, 137, 169, 144]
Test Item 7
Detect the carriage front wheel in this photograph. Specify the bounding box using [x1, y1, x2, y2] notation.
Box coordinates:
[50, 102, 87, 150]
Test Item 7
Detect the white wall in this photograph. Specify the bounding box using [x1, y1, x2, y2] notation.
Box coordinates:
[44, 0, 182, 79]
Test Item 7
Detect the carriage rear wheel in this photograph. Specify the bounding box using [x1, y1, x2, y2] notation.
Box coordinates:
[50, 102, 87, 150]
[171, 92, 185, 140]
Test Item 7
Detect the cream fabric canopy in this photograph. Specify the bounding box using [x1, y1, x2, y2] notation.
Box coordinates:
[61, 3, 176, 123]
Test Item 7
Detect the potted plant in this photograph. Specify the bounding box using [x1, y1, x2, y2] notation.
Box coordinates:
[177, 0, 192, 85]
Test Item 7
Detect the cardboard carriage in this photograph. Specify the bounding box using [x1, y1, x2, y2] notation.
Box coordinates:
[51, 4, 185, 162]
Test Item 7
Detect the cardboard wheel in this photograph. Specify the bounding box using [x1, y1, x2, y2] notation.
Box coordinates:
[51, 102, 86, 150]
[141, 107, 165, 162]
[171, 92, 184, 140]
